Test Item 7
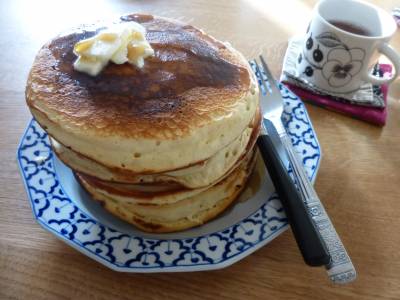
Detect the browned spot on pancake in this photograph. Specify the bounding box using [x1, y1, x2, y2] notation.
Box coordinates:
[27, 14, 251, 139]
[132, 217, 163, 230]
[79, 173, 191, 199]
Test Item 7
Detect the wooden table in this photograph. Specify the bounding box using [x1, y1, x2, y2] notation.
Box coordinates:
[1, 0, 400, 299]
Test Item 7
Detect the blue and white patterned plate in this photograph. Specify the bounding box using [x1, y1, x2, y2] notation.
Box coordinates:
[17, 76, 321, 272]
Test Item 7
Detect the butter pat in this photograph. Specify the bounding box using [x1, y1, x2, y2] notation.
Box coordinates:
[73, 22, 154, 76]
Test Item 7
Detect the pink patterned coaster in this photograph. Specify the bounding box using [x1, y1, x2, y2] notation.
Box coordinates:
[282, 64, 391, 126]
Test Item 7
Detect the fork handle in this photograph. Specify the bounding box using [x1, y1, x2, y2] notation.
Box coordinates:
[257, 134, 331, 266]
[280, 134, 357, 283]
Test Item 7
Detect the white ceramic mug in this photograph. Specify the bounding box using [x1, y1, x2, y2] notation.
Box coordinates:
[296, 0, 400, 94]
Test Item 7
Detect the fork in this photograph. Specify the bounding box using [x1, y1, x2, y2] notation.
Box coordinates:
[257, 55, 356, 284]
[254, 57, 330, 267]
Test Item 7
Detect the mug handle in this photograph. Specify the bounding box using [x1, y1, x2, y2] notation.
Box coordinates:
[363, 43, 400, 85]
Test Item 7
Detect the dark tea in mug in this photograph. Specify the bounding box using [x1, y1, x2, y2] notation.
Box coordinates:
[327, 20, 373, 36]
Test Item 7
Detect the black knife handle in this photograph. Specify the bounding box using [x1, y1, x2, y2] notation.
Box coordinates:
[257, 134, 331, 266]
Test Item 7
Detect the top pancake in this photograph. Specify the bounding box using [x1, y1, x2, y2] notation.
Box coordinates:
[26, 14, 259, 173]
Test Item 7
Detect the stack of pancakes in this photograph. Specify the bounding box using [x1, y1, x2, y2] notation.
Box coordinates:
[26, 14, 260, 233]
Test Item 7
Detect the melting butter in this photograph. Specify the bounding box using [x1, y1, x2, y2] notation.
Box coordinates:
[73, 22, 154, 76]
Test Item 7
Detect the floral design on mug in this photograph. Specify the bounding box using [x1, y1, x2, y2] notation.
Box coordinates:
[301, 34, 327, 71]
[321, 47, 365, 87]
[315, 32, 343, 48]
[301, 31, 366, 87]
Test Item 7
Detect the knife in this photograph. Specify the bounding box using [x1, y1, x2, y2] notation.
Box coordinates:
[257, 119, 331, 266]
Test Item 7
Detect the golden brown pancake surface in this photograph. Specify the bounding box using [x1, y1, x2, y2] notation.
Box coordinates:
[26, 14, 251, 139]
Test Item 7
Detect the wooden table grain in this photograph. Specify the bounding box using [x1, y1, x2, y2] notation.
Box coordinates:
[1, 0, 400, 299]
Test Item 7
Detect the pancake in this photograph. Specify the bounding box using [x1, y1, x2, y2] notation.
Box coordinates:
[76, 148, 256, 233]
[76, 173, 209, 205]
[73, 143, 255, 205]
[51, 108, 261, 188]
[26, 14, 261, 233]
[26, 14, 259, 174]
